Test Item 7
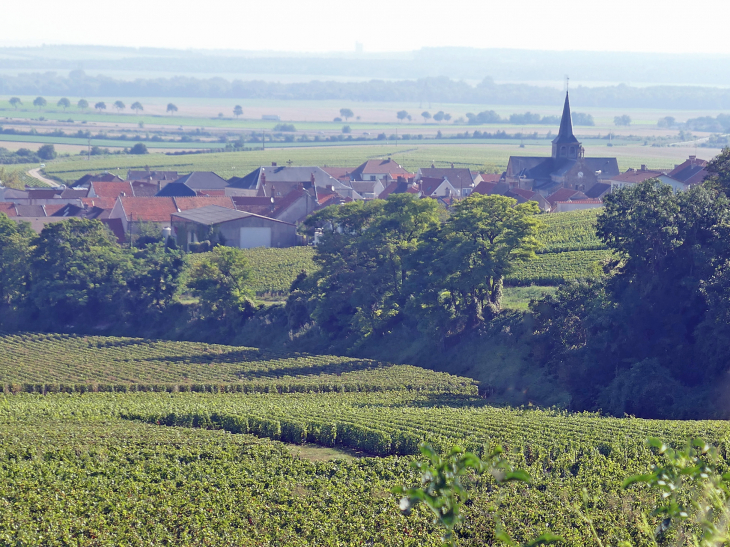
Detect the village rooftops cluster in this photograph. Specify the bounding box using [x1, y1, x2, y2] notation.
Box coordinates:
[0, 95, 711, 249]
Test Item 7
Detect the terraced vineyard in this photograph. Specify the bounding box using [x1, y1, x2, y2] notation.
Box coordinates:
[0, 333, 476, 394]
[241, 246, 317, 295]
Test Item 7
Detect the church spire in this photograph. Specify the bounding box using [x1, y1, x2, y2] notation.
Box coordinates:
[556, 92, 577, 142]
[552, 91, 581, 159]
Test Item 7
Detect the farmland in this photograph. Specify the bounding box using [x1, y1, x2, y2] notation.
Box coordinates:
[2, 354, 730, 545]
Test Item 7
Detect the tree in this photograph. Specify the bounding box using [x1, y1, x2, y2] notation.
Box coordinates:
[396, 110, 409, 123]
[29, 219, 130, 326]
[126, 242, 186, 312]
[129, 143, 148, 155]
[131, 101, 143, 114]
[0, 214, 34, 309]
[9, 97, 21, 109]
[444, 113, 451, 122]
[657, 116, 676, 128]
[233, 105, 243, 118]
[342, 125, 351, 134]
[113, 100, 125, 113]
[614, 115, 631, 126]
[33, 97, 47, 110]
[95, 102, 106, 112]
[339, 108, 353, 121]
[572, 112, 595, 126]
[413, 194, 541, 332]
[77, 99, 89, 110]
[188, 246, 254, 320]
[421, 111, 432, 123]
[37, 144, 57, 160]
[57, 98, 71, 110]
[167, 103, 178, 115]
[433, 111, 445, 122]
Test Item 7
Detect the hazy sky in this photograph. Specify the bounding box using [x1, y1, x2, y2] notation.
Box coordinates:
[2, 0, 727, 55]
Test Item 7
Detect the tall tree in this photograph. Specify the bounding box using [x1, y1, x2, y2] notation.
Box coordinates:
[233, 105, 243, 118]
[131, 101, 143, 114]
[57, 97, 71, 110]
[126, 242, 187, 312]
[77, 99, 89, 110]
[167, 103, 178, 115]
[188, 246, 254, 320]
[421, 111, 432, 123]
[0, 214, 35, 309]
[113, 100, 125, 112]
[9, 97, 21, 109]
[29, 219, 130, 326]
[339, 108, 353, 121]
[396, 110, 409, 123]
[33, 96, 46, 110]
[95, 101, 106, 112]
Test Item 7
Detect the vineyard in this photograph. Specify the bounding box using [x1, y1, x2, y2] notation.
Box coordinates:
[3, 385, 730, 545]
[0, 333, 476, 395]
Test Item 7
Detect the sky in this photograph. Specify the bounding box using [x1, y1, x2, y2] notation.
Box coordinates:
[2, 0, 728, 55]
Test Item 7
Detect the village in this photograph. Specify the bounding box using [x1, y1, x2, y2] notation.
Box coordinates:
[0, 93, 709, 251]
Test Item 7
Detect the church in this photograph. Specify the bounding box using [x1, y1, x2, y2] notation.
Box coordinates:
[505, 93, 619, 196]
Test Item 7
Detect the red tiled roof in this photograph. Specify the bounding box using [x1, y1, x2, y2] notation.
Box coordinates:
[0, 203, 17, 217]
[173, 196, 235, 211]
[609, 168, 665, 184]
[43, 204, 67, 216]
[120, 197, 178, 222]
[378, 182, 399, 199]
[197, 189, 227, 197]
[100, 219, 126, 243]
[321, 167, 355, 182]
[480, 173, 502, 183]
[509, 188, 537, 201]
[82, 197, 117, 210]
[555, 199, 603, 205]
[547, 188, 587, 207]
[356, 158, 410, 176]
[92, 181, 134, 199]
[131, 181, 159, 197]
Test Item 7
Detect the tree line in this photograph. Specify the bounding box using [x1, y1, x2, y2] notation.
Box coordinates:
[4, 73, 730, 109]
[0, 218, 256, 333]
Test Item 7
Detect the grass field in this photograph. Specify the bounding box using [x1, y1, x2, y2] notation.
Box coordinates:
[38, 142, 702, 185]
[2, 332, 729, 545]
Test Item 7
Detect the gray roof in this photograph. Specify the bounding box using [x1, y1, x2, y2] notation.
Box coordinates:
[507, 157, 619, 180]
[552, 92, 580, 145]
[171, 205, 293, 226]
[418, 168, 477, 190]
[156, 182, 196, 197]
[174, 172, 229, 190]
[127, 170, 178, 182]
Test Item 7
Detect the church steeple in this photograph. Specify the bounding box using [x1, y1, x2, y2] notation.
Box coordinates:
[552, 92, 582, 160]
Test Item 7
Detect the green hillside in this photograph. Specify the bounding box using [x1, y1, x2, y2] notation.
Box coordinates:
[1, 334, 727, 545]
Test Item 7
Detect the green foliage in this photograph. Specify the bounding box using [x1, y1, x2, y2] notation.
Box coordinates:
[0, 214, 35, 308]
[32, 96, 46, 110]
[77, 98, 88, 109]
[29, 218, 131, 325]
[127, 242, 187, 311]
[129, 142, 148, 154]
[37, 143, 56, 160]
[624, 438, 730, 547]
[56, 97, 70, 110]
[393, 443, 541, 546]
[188, 245, 255, 320]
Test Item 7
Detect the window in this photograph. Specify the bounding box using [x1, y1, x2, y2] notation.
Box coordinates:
[561, 146, 566, 157]
[569, 147, 576, 158]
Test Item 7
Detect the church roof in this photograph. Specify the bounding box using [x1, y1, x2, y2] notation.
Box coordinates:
[552, 92, 580, 145]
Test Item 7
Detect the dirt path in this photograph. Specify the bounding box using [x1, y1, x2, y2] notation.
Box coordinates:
[27, 168, 60, 187]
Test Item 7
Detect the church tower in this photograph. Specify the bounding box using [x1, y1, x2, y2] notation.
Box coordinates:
[551, 92, 584, 160]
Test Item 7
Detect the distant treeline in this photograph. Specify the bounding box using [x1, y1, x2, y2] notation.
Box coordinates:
[4, 72, 730, 109]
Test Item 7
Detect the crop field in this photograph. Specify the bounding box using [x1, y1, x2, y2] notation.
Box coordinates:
[38, 140, 700, 184]
[0, 333, 476, 395]
[3, 373, 730, 544]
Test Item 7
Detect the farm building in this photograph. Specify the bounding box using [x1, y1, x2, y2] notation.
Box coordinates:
[171, 205, 297, 251]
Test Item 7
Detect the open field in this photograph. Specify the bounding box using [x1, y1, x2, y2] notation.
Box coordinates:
[38, 142, 708, 185]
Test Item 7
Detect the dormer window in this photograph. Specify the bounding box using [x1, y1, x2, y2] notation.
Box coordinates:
[569, 147, 576, 158]
[561, 146, 567, 157]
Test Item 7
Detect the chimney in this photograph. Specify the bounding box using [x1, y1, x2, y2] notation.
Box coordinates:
[451, 163, 455, 168]
[271, 162, 277, 167]
[260, 171, 266, 185]
[689, 155, 696, 166]
[640, 164, 647, 171]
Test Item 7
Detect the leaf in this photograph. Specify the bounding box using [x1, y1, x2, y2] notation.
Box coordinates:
[622, 474, 655, 489]
[524, 532, 564, 546]
[504, 470, 531, 483]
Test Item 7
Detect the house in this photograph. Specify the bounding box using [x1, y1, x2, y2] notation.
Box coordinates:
[89, 181, 135, 199]
[505, 92, 619, 195]
[126, 170, 179, 184]
[584, 182, 611, 199]
[668, 155, 708, 186]
[171, 205, 298, 250]
[419, 177, 458, 198]
[606, 166, 666, 191]
[110, 196, 179, 234]
[155, 182, 197, 197]
[417, 166, 483, 197]
[321, 167, 356, 183]
[71, 173, 124, 187]
[230, 165, 361, 200]
[546, 188, 589, 211]
[379, 178, 421, 199]
[350, 180, 385, 199]
[172, 172, 229, 192]
[349, 159, 412, 182]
